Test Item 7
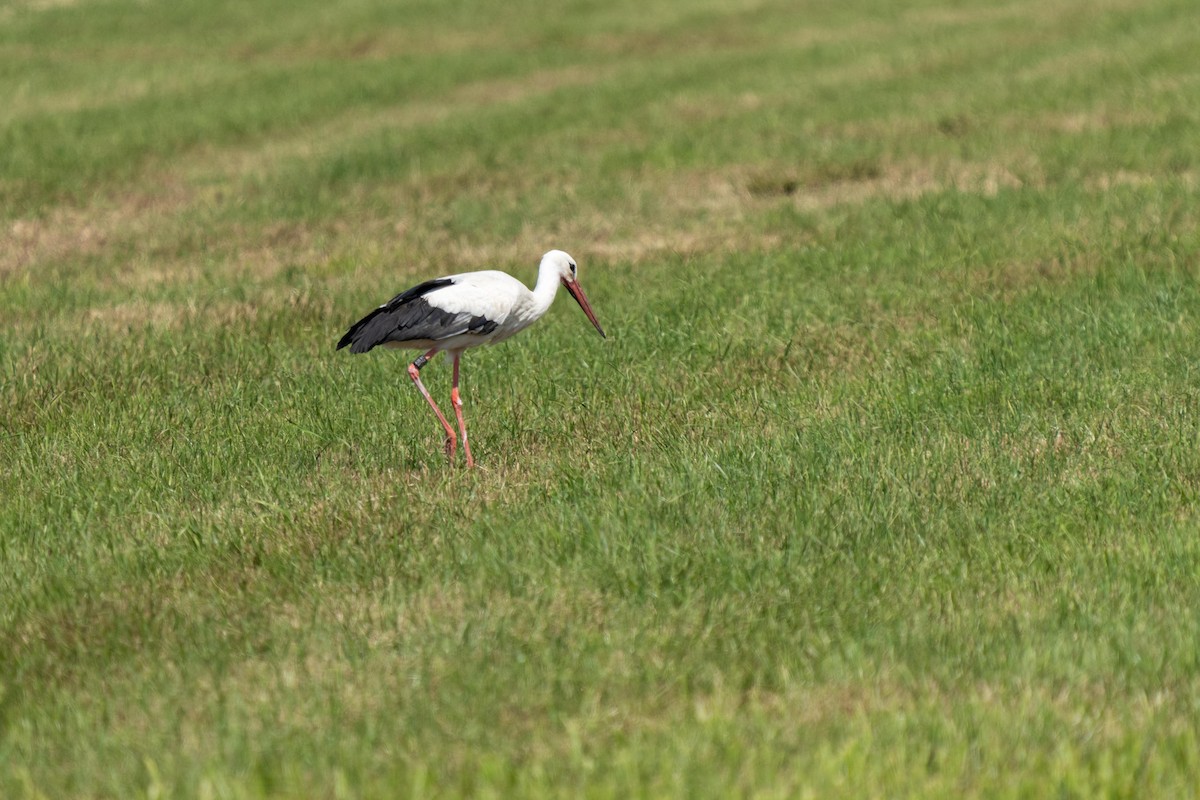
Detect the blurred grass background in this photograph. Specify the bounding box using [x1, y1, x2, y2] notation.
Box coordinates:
[2, 0, 1200, 796]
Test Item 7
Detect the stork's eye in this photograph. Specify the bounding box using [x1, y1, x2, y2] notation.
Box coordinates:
[570, 263, 577, 275]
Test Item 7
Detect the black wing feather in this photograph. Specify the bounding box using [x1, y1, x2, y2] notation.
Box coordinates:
[336, 277, 498, 354]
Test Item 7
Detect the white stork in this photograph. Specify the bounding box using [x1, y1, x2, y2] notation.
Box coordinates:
[337, 249, 606, 467]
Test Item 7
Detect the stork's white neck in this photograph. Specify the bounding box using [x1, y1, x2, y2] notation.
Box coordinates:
[528, 259, 562, 319]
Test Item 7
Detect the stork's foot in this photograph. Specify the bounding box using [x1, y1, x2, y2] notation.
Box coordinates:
[443, 434, 457, 460]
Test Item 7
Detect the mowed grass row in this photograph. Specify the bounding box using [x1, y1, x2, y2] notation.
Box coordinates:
[3, 0, 1200, 796]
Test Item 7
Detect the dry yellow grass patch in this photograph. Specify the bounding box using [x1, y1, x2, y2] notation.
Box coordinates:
[1088, 169, 1198, 191]
[0, 70, 224, 124]
[16, 297, 266, 338]
[906, 0, 1151, 29]
[679, 159, 1031, 218]
[1, 0, 84, 13]
[790, 162, 1026, 209]
[901, 2, 1033, 27]
[1024, 106, 1175, 135]
[414, 217, 758, 270]
[0, 179, 197, 278]
[230, 26, 503, 64]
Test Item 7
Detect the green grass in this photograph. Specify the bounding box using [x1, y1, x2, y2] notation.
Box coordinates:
[3, 0, 1200, 796]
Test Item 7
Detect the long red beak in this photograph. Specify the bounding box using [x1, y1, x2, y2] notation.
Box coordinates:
[562, 278, 606, 338]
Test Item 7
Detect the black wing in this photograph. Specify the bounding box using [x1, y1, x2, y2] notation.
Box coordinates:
[336, 278, 497, 354]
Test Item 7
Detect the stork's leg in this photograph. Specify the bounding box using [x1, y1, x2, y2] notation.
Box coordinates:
[450, 351, 474, 468]
[407, 349, 457, 460]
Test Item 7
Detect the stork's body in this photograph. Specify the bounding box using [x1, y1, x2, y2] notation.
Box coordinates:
[337, 250, 605, 467]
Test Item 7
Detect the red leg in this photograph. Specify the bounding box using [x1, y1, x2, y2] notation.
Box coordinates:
[450, 351, 474, 468]
[407, 349, 456, 460]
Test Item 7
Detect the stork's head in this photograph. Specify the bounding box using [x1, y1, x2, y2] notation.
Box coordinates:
[542, 249, 606, 338]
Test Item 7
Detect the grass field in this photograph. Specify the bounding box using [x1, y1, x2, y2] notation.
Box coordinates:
[3, 0, 1200, 796]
